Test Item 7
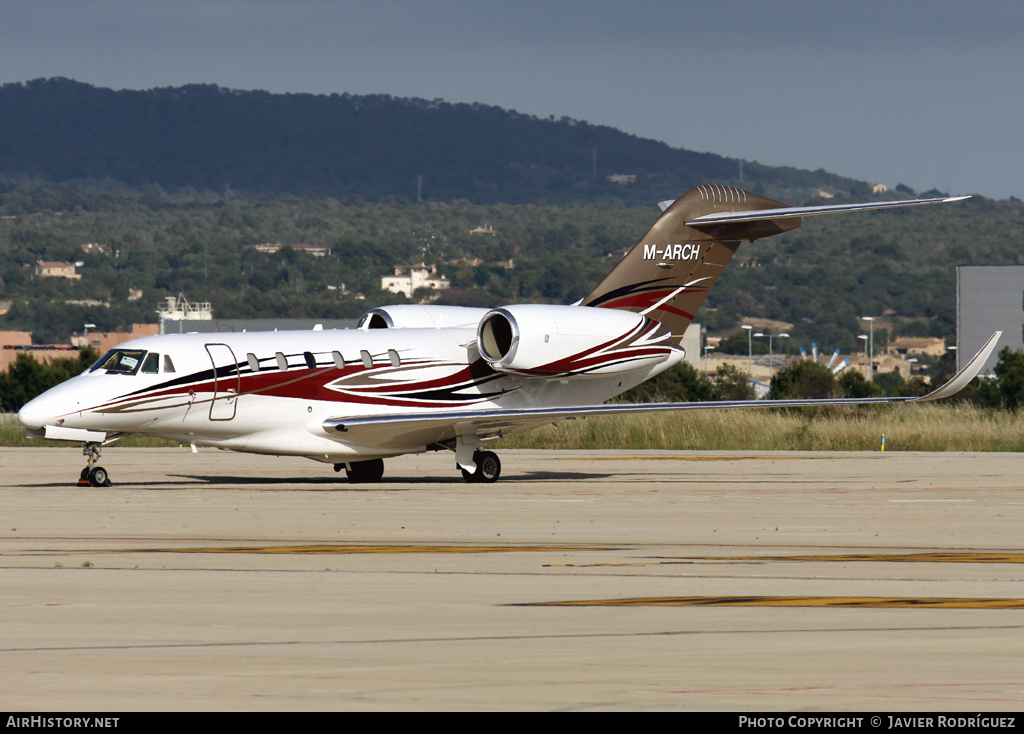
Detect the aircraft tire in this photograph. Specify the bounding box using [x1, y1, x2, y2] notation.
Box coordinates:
[461, 451, 501, 483]
[345, 459, 385, 483]
[89, 466, 111, 487]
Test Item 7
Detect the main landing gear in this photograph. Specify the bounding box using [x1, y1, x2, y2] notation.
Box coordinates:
[461, 450, 501, 484]
[335, 458, 385, 483]
[332, 450, 502, 484]
[77, 442, 111, 487]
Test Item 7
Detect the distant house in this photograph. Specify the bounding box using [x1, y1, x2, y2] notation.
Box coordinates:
[250, 243, 331, 257]
[469, 225, 496, 236]
[35, 261, 82, 280]
[887, 337, 946, 358]
[381, 264, 450, 299]
[606, 174, 636, 185]
[871, 183, 888, 194]
[1, 329, 79, 372]
[0, 330, 34, 347]
[79, 243, 113, 256]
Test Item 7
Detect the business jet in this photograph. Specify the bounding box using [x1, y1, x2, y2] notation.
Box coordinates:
[18, 185, 997, 486]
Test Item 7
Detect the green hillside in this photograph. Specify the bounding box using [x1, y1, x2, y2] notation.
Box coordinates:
[1, 186, 1020, 349]
[1, 78, 872, 205]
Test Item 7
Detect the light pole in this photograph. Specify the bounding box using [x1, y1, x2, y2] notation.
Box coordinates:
[861, 317, 875, 380]
[754, 332, 789, 377]
[83, 323, 96, 348]
[703, 344, 715, 374]
[741, 324, 753, 375]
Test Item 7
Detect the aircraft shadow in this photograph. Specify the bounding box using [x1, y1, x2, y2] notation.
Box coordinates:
[169, 469, 610, 486]
[17, 470, 610, 490]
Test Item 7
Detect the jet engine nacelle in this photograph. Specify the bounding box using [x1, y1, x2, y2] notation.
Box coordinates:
[358, 305, 491, 330]
[476, 304, 677, 378]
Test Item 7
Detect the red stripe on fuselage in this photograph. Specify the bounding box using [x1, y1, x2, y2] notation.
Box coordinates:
[93, 359, 502, 413]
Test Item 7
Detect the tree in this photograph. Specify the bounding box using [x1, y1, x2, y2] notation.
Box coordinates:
[0, 347, 99, 412]
[0, 353, 52, 412]
[992, 346, 1024, 410]
[837, 369, 883, 398]
[712, 362, 755, 400]
[769, 359, 838, 399]
[716, 332, 768, 356]
[873, 371, 905, 397]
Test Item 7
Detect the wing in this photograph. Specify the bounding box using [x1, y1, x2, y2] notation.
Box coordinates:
[322, 332, 1001, 452]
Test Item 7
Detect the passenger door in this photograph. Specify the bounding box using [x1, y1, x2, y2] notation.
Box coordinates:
[204, 343, 240, 421]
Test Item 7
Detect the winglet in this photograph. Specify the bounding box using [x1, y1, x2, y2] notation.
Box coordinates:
[912, 331, 1001, 403]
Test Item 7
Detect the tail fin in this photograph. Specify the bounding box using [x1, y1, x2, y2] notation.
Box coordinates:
[580, 185, 795, 341]
[580, 185, 968, 342]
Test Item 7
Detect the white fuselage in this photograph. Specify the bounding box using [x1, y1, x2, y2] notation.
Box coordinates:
[18, 323, 682, 463]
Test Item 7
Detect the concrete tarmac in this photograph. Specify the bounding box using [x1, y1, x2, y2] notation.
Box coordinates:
[2, 447, 1024, 711]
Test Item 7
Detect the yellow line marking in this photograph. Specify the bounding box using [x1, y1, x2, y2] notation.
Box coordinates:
[662, 552, 1024, 564]
[545, 563, 642, 568]
[85, 544, 609, 555]
[522, 596, 1024, 609]
[558, 456, 827, 462]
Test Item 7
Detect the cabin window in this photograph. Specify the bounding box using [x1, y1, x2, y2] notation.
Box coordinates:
[360, 350, 373, 368]
[90, 349, 147, 375]
[141, 353, 160, 374]
[303, 351, 316, 370]
[332, 350, 345, 369]
[388, 349, 401, 367]
[275, 352, 288, 370]
[163, 355, 176, 373]
[246, 353, 259, 373]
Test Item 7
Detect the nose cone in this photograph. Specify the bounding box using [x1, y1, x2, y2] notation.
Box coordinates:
[18, 393, 55, 429]
[18, 378, 83, 430]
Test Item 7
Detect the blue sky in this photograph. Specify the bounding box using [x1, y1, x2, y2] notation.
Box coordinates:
[2, 1, 1021, 198]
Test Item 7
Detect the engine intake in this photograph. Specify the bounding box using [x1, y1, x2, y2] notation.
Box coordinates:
[358, 305, 491, 330]
[477, 304, 676, 378]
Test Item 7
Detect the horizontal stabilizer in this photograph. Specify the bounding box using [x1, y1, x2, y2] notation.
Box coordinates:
[685, 195, 970, 228]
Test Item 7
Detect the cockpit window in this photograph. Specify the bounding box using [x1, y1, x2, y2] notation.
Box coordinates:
[141, 353, 160, 374]
[90, 349, 148, 375]
[163, 355, 176, 373]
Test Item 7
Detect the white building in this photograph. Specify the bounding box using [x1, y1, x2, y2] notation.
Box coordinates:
[381, 264, 450, 299]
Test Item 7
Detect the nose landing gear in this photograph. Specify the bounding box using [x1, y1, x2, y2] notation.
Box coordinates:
[77, 442, 112, 487]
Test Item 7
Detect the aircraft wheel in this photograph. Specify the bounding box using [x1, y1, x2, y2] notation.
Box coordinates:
[345, 459, 385, 483]
[461, 451, 501, 483]
[89, 466, 111, 487]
